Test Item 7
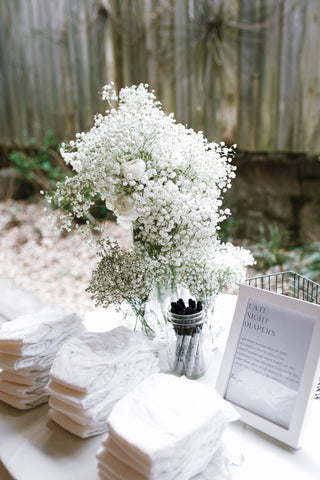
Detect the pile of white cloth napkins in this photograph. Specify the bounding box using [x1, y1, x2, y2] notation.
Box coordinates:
[0, 309, 83, 410]
[97, 373, 239, 480]
[47, 326, 158, 438]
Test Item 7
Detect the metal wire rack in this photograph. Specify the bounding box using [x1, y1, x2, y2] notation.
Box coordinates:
[246, 271, 320, 400]
[246, 270, 320, 305]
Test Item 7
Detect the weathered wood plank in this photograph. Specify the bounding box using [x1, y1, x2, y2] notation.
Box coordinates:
[298, 0, 320, 152]
[237, 0, 262, 150]
[22, 0, 37, 141]
[173, 0, 189, 127]
[155, 0, 175, 115]
[7, 0, 25, 145]
[27, 0, 43, 141]
[144, 0, 159, 90]
[256, 0, 281, 150]
[218, 0, 239, 144]
[277, 0, 305, 151]
[1, 0, 320, 153]
[0, 0, 13, 145]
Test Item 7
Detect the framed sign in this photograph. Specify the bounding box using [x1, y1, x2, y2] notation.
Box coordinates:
[216, 284, 320, 448]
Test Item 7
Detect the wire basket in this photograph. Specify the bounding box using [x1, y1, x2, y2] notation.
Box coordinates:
[246, 270, 320, 400]
[246, 270, 320, 304]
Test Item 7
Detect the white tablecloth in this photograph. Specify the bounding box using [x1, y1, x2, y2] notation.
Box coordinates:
[0, 294, 319, 480]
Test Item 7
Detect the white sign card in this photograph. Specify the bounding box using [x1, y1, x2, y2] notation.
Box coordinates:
[216, 284, 320, 448]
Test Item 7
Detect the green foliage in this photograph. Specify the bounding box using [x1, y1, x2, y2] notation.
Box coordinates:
[9, 131, 71, 193]
[219, 215, 243, 243]
[251, 224, 291, 272]
[289, 242, 320, 283]
[250, 223, 320, 284]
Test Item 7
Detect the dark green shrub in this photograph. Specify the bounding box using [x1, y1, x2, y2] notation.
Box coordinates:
[9, 131, 71, 193]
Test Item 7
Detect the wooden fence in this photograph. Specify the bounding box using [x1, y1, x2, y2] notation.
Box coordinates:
[0, 0, 113, 147]
[1, 0, 320, 153]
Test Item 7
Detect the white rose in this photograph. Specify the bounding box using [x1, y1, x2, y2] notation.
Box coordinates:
[114, 195, 138, 229]
[122, 158, 146, 180]
[105, 198, 115, 211]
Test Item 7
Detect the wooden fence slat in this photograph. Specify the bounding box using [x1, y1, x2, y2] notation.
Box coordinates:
[21, 0, 35, 142]
[256, 0, 280, 150]
[218, 0, 239, 144]
[299, 0, 320, 152]
[7, 0, 25, 145]
[173, 0, 188, 127]
[277, 0, 305, 151]
[0, 1, 13, 145]
[0, 0, 320, 152]
[238, 0, 262, 150]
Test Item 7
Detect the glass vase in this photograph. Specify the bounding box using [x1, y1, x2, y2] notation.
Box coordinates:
[129, 300, 156, 340]
[202, 294, 226, 351]
[166, 308, 211, 379]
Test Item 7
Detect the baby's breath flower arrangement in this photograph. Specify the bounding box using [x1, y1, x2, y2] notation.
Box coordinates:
[88, 239, 160, 336]
[177, 241, 255, 304]
[48, 83, 254, 334]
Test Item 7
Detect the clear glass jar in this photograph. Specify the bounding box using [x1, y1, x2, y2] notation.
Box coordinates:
[166, 309, 211, 379]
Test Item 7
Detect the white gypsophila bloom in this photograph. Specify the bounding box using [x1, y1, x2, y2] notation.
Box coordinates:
[87, 240, 160, 308]
[177, 242, 255, 302]
[51, 83, 235, 245]
[47, 83, 254, 310]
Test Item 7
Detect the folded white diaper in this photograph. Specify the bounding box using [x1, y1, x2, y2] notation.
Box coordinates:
[0, 369, 49, 386]
[48, 407, 108, 438]
[47, 327, 158, 438]
[49, 327, 156, 392]
[97, 448, 147, 480]
[49, 395, 118, 425]
[97, 436, 149, 479]
[0, 339, 52, 356]
[0, 309, 81, 344]
[0, 389, 49, 410]
[46, 380, 107, 409]
[97, 373, 239, 480]
[0, 352, 56, 371]
[0, 309, 83, 410]
[0, 379, 46, 397]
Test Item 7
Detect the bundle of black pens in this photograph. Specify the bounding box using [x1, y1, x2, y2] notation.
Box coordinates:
[167, 298, 209, 379]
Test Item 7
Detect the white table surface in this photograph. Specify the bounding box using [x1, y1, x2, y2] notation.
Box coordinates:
[0, 294, 319, 480]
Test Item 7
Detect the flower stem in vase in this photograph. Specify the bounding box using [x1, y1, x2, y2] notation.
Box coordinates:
[131, 300, 155, 340]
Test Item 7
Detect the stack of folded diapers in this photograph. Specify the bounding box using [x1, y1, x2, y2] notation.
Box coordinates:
[97, 373, 239, 480]
[0, 309, 83, 410]
[46, 326, 159, 438]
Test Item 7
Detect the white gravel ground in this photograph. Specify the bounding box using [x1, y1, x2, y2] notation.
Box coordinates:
[0, 200, 131, 315]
